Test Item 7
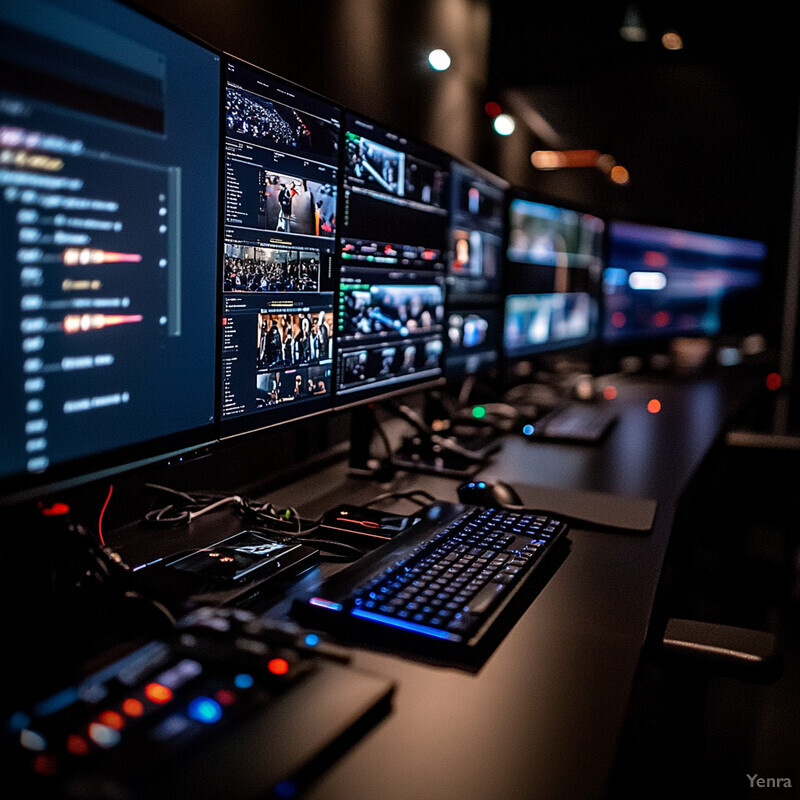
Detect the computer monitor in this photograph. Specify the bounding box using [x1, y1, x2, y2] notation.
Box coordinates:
[503, 192, 606, 360]
[333, 112, 448, 407]
[0, 0, 221, 505]
[444, 159, 507, 379]
[602, 220, 768, 343]
[219, 56, 340, 438]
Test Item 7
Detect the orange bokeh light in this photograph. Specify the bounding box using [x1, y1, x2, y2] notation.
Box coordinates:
[144, 683, 173, 704]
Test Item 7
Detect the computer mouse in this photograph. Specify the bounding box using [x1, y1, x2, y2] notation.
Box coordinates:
[457, 479, 524, 508]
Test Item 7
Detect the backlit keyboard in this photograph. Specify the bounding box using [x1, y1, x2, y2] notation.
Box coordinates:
[523, 402, 617, 443]
[293, 502, 569, 667]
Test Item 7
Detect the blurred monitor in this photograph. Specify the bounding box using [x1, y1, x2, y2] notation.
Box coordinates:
[0, 0, 221, 504]
[602, 220, 767, 343]
[333, 112, 448, 406]
[219, 56, 340, 438]
[503, 193, 605, 360]
[445, 159, 507, 378]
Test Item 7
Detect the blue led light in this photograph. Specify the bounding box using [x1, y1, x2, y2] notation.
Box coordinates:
[187, 697, 222, 724]
[303, 634, 320, 647]
[351, 608, 460, 640]
[234, 673, 254, 690]
[522, 424, 535, 436]
[6, 711, 31, 733]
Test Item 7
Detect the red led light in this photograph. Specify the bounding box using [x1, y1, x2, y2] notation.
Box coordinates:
[121, 698, 144, 717]
[611, 311, 626, 328]
[766, 372, 782, 391]
[215, 689, 237, 706]
[484, 101, 502, 118]
[603, 385, 618, 401]
[653, 311, 670, 327]
[643, 250, 668, 268]
[144, 683, 173, 704]
[97, 711, 124, 731]
[40, 502, 70, 517]
[33, 754, 58, 776]
[66, 734, 90, 756]
[267, 658, 290, 676]
[647, 399, 662, 414]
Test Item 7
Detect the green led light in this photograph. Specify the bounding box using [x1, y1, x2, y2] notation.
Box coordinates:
[472, 406, 487, 419]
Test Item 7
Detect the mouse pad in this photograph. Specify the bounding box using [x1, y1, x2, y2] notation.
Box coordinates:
[508, 481, 657, 533]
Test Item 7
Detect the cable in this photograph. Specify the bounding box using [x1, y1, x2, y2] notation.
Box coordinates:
[143, 484, 323, 540]
[98, 483, 114, 546]
[385, 400, 488, 463]
[238, 496, 318, 536]
[144, 484, 253, 526]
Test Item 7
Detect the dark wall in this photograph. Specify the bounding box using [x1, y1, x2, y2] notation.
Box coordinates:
[133, 0, 496, 167]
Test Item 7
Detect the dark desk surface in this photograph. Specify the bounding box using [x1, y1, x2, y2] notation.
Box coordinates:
[246, 373, 756, 800]
[108, 372, 760, 800]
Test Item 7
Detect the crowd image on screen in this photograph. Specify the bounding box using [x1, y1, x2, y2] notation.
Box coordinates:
[341, 284, 444, 337]
[224, 245, 320, 293]
[226, 86, 339, 160]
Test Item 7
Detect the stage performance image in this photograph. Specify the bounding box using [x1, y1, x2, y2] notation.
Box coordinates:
[255, 364, 329, 407]
[258, 172, 336, 237]
[256, 309, 333, 370]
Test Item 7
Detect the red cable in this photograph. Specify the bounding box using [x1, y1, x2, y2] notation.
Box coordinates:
[98, 484, 113, 546]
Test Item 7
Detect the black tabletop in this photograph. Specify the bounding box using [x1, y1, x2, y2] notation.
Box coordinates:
[242, 372, 760, 800]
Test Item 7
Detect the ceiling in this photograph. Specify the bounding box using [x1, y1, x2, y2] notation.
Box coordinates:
[487, 1, 799, 243]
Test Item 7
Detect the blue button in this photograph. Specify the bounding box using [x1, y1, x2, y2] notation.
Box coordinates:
[187, 697, 222, 724]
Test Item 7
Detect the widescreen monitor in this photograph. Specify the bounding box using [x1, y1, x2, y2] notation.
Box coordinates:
[602, 220, 768, 342]
[445, 159, 507, 378]
[333, 112, 448, 406]
[503, 193, 605, 360]
[219, 56, 340, 438]
[0, 0, 221, 504]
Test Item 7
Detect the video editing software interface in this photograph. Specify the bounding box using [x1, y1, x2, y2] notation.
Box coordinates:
[503, 195, 605, 359]
[0, 0, 221, 500]
[335, 113, 448, 405]
[220, 57, 340, 437]
[444, 160, 506, 378]
[602, 220, 767, 342]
